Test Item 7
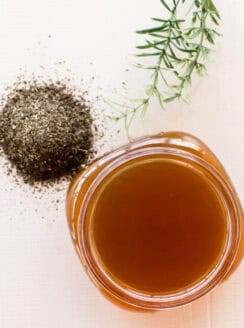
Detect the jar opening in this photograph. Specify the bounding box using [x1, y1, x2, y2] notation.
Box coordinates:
[77, 146, 241, 309]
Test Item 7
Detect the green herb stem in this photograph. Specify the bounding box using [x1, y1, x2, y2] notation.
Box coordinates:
[110, 0, 221, 135]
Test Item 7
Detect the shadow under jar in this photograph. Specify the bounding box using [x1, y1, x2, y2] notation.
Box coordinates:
[66, 132, 244, 310]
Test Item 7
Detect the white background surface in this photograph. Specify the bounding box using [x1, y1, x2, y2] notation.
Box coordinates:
[0, 0, 243, 327]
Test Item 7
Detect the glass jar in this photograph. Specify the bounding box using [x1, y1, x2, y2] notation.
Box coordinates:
[66, 132, 244, 310]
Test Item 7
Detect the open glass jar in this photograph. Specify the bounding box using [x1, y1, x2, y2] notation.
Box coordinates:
[66, 132, 243, 310]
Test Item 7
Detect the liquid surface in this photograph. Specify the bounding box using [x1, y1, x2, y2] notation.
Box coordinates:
[91, 158, 227, 294]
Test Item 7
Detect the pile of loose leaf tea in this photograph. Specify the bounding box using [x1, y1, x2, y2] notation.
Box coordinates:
[0, 81, 94, 184]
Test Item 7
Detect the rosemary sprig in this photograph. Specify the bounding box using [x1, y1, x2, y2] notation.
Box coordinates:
[111, 0, 221, 134]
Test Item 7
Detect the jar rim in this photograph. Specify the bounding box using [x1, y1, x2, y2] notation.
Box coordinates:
[76, 140, 242, 309]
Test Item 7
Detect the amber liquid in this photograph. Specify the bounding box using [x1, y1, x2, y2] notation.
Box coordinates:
[89, 157, 227, 294]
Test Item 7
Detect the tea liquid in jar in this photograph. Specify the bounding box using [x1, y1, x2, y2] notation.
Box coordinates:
[89, 157, 227, 294]
[66, 132, 244, 309]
